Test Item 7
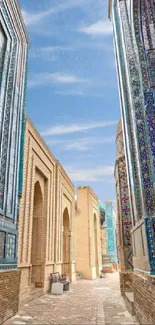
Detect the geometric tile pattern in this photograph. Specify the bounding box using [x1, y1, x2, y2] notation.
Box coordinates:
[107, 228, 115, 252]
[113, 3, 143, 221]
[144, 217, 155, 274]
[119, 0, 155, 217]
[105, 203, 118, 264]
[5, 234, 16, 259]
[0, 1, 17, 213]
[113, 0, 155, 273]
[0, 0, 28, 267]
[0, 1, 28, 218]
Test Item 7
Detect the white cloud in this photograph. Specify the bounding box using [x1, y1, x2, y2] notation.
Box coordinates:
[28, 73, 87, 88]
[47, 136, 115, 151]
[30, 41, 113, 60]
[22, 0, 89, 27]
[21, 9, 51, 27]
[79, 20, 113, 36]
[65, 166, 114, 182]
[65, 136, 115, 151]
[53, 90, 106, 97]
[30, 46, 72, 60]
[41, 121, 118, 136]
[53, 74, 82, 83]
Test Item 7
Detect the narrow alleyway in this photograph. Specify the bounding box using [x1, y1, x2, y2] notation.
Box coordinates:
[4, 273, 138, 325]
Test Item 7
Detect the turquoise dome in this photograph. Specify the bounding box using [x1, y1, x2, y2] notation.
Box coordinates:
[99, 200, 105, 212]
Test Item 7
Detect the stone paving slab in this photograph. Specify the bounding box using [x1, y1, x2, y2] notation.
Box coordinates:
[4, 273, 139, 325]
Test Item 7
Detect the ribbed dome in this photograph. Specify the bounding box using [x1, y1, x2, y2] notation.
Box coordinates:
[99, 200, 105, 212]
[116, 120, 122, 139]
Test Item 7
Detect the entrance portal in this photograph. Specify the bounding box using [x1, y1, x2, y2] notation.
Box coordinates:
[62, 207, 70, 278]
[31, 181, 45, 288]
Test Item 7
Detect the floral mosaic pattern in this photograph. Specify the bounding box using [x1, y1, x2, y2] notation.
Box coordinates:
[145, 217, 155, 274]
[113, 0, 155, 273]
[0, 1, 28, 217]
[120, 0, 155, 216]
[113, 3, 142, 221]
[144, 92, 155, 175]
[147, 51, 155, 88]
[118, 157, 133, 269]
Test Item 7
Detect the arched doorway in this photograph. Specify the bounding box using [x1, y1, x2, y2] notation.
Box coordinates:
[31, 181, 44, 288]
[62, 208, 71, 278]
[94, 213, 99, 275]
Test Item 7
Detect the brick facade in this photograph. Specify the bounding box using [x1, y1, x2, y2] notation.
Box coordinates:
[133, 271, 155, 324]
[0, 270, 21, 324]
[76, 187, 102, 279]
[119, 271, 133, 296]
[18, 117, 76, 305]
[54, 163, 76, 281]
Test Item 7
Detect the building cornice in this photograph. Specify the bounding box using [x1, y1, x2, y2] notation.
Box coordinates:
[26, 116, 57, 166]
[56, 161, 74, 192]
[77, 186, 98, 202]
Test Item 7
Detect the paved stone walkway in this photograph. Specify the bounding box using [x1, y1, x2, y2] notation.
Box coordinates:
[4, 273, 138, 325]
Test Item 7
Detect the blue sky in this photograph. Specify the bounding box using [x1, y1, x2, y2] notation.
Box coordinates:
[18, 0, 120, 203]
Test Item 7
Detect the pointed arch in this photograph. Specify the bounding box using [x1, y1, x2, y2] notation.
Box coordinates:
[62, 207, 71, 277]
[31, 181, 44, 287]
[94, 213, 98, 274]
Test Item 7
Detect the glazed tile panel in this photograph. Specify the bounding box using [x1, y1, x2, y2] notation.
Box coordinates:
[118, 158, 133, 269]
[112, 0, 155, 273]
[0, 0, 28, 268]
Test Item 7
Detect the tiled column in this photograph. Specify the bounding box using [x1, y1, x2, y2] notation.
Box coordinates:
[111, 0, 155, 275]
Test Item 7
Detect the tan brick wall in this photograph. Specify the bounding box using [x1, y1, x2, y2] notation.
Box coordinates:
[54, 162, 76, 281]
[18, 117, 76, 303]
[0, 270, 21, 324]
[76, 187, 102, 279]
[119, 271, 133, 295]
[18, 117, 56, 301]
[133, 271, 155, 324]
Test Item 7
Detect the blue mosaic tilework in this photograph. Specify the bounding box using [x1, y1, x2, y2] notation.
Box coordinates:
[145, 217, 155, 274]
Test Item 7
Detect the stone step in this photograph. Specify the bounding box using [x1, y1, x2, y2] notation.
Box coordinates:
[124, 292, 135, 316]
